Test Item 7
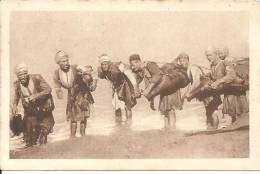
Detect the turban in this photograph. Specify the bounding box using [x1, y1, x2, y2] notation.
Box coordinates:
[217, 46, 229, 55]
[55, 50, 69, 64]
[76, 65, 93, 74]
[15, 63, 28, 75]
[205, 46, 218, 55]
[176, 52, 189, 61]
[98, 54, 111, 63]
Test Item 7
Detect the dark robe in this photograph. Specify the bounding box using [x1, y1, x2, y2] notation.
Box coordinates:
[98, 62, 137, 109]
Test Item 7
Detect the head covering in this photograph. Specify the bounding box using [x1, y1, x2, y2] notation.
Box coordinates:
[15, 63, 28, 75]
[129, 54, 141, 62]
[217, 46, 229, 56]
[98, 54, 111, 63]
[205, 46, 218, 55]
[176, 52, 189, 61]
[85, 65, 93, 74]
[55, 50, 69, 64]
[76, 65, 93, 74]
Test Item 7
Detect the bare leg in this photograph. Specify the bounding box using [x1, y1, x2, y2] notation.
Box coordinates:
[125, 108, 132, 126]
[168, 109, 176, 130]
[70, 121, 77, 138]
[80, 119, 87, 136]
[115, 109, 122, 125]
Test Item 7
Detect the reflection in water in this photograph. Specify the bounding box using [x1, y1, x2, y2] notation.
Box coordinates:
[10, 80, 207, 150]
[10, 100, 206, 151]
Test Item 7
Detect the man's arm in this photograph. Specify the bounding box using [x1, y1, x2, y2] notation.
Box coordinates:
[31, 74, 52, 101]
[11, 82, 20, 115]
[97, 66, 106, 79]
[118, 63, 141, 98]
[53, 70, 63, 99]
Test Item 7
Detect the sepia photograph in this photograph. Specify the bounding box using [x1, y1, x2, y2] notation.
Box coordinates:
[1, 0, 260, 171]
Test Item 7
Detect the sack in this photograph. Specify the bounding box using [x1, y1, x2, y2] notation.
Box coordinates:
[10, 114, 24, 136]
[146, 63, 189, 100]
[234, 58, 249, 88]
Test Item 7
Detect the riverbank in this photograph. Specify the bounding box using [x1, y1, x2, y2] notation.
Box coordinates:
[10, 127, 249, 159]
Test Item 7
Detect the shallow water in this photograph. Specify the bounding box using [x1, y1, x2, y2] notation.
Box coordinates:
[10, 80, 207, 151]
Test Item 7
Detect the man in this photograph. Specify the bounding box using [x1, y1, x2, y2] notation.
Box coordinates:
[129, 54, 187, 130]
[53, 50, 96, 137]
[73, 65, 97, 136]
[97, 54, 140, 126]
[216, 47, 249, 124]
[181, 52, 221, 129]
[12, 64, 54, 147]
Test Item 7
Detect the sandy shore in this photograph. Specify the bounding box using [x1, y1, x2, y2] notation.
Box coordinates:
[10, 127, 249, 159]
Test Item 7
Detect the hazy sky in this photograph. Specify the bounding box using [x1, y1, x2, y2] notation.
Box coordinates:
[10, 11, 249, 85]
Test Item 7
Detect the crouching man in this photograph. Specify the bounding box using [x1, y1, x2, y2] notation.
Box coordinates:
[97, 54, 140, 126]
[12, 63, 55, 147]
[129, 54, 187, 130]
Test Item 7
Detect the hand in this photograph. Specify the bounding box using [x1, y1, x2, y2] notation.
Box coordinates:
[142, 88, 150, 97]
[28, 95, 36, 103]
[150, 101, 156, 111]
[12, 106, 18, 116]
[24, 97, 30, 103]
[210, 81, 220, 89]
[56, 89, 63, 99]
[133, 88, 141, 99]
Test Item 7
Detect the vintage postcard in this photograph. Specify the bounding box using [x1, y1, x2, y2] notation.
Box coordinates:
[1, 0, 260, 170]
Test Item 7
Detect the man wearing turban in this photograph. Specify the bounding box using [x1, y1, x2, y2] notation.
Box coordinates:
[12, 63, 55, 146]
[53, 50, 97, 137]
[97, 54, 140, 126]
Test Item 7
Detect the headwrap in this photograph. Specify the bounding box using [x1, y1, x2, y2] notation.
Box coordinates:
[15, 63, 28, 75]
[55, 50, 69, 64]
[76, 65, 93, 74]
[217, 46, 229, 56]
[98, 54, 111, 63]
[176, 52, 189, 61]
[205, 46, 218, 55]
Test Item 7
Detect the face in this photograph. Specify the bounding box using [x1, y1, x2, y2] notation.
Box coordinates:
[205, 51, 218, 65]
[100, 61, 111, 72]
[130, 60, 142, 72]
[17, 71, 29, 85]
[58, 57, 70, 71]
[178, 57, 189, 69]
[218, 51, 226, 60]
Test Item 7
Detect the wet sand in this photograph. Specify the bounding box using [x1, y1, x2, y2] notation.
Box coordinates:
[10, 128, 249, 159]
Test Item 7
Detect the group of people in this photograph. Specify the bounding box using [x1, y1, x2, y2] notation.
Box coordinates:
[10, 45, 249, 148]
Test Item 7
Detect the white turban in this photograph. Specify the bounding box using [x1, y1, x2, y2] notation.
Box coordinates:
[205, 46, 218, 55]
[98, 54, 111, 63]
[55, 50, 69, 64]
[76, 65, 93, 74]
[15, 63, 28, 75]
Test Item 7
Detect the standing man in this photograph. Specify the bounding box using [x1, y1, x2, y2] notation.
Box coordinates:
[129, 54, 186, 130]
[12, 63, 55, 146]
[53, 50, 97, 137]
[216, 47, 249, 124]
[97, 54, 140, 126]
